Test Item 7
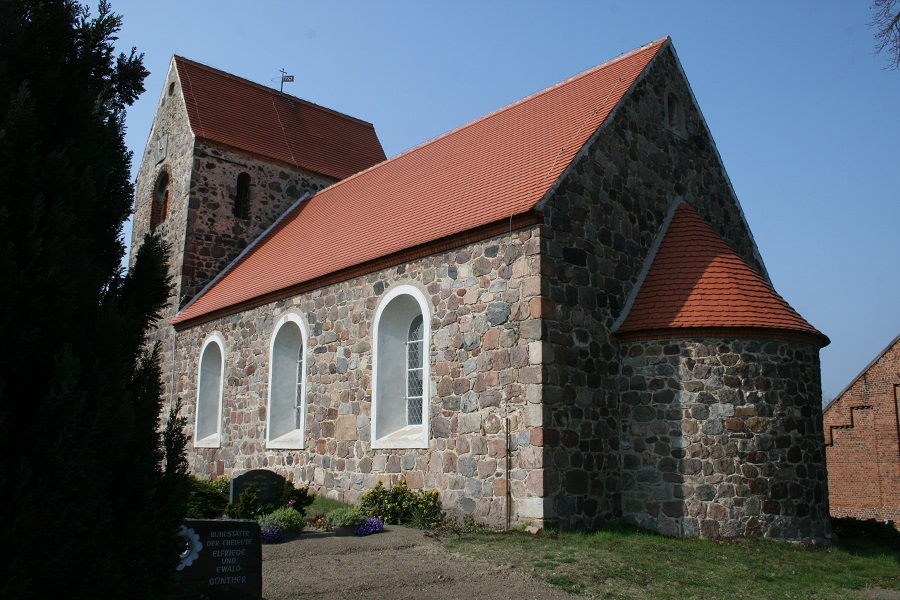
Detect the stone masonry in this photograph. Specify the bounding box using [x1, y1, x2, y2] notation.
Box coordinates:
[619, 339, 830, 541]
[172, 227, 547, 524]
[131, 59, 339, 410]
[138, 43, 831, 541]
[535, 44, 778, 530]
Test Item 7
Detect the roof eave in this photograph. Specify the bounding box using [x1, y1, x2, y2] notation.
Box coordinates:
[171, 211, 543, 331]
[615, 326, 830, 348]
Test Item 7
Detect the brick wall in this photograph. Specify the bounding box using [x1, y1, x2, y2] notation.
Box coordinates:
[824, 335, 900, 522]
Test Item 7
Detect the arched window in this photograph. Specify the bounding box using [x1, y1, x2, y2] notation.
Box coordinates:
[372, 285, 430, 449]
[266, 314, 308, 449]
[195, 334, 225, 448]
[665, 91, 685, 136]
[233, 172, 251, 220]
[150, 170, 170, 231]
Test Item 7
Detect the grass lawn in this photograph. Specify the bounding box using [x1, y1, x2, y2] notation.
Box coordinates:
[443, 518, 900, 599]
[307, 494, 352, 516]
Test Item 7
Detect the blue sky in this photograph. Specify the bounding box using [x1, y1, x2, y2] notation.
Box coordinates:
[113, 1, 899, 401]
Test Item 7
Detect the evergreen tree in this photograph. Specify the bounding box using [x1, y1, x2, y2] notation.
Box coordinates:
[0, 1, 190, 597]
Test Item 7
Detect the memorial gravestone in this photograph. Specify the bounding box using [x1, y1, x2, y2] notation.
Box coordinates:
[230, 469, 286, 506]
[173, 519, 262, 599]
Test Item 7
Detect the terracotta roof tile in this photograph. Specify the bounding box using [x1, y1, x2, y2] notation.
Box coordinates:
[616, 203, 828, 346]
[172, 39, 667, 327]
[174, 56, 386, 179]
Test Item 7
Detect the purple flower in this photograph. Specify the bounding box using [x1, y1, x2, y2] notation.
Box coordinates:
[355, 516, 384, 536]
[260, 526, 285, 544]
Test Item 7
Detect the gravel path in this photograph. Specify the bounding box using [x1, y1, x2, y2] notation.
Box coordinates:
[262, 526, 575, 600]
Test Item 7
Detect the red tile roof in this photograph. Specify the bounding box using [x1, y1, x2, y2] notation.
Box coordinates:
[172, 39, 667, 328]
[616, 203, 828, 346]
[174, 56, 386, 179]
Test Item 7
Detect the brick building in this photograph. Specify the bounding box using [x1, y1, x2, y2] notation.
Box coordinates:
[824, 334, 900, 522]
[132, 38, 833, 541]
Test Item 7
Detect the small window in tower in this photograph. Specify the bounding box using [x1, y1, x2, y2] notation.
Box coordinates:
[665, 92, 685, 137]
[234, 173, 251, 220]
[150, 170, 170, 231]
[168, 82, 176, 96]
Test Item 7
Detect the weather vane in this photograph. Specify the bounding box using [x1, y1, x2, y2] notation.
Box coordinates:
[278, 68, 294, 93]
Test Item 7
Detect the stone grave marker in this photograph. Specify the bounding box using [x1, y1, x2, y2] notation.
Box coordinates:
[230, 469, 286, 506]
[173, 519, 261, 599]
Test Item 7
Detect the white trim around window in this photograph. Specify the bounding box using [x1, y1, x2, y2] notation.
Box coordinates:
[266, 312, 309, 449]
[194, 332, 226, 448]
[371, 284, 431, 449]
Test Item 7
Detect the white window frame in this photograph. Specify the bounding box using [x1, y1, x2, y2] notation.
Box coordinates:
[194, 332, 226, 448]
[266, 313, 309, 449]
[371, 284, 431, 449]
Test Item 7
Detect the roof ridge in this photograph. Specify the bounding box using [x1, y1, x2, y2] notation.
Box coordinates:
[282, 37, 668, 203]
[389, 37, 668, 161]
[173, 55, 377, 128]
[170, 39, 671, 327]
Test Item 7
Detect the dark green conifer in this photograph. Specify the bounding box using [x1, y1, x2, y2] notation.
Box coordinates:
[0, 1, 190, 597]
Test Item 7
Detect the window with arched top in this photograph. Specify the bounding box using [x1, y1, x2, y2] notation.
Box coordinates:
[195, 334, 225, 448]
[665, 91, 685, 137]
[233, 172, 251, 220]
[372, 285, 431, 449]
[150, 170, 170, 231]
[266, 314, 308, 449]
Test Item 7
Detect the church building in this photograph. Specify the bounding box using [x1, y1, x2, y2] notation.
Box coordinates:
[132, 38, 832, 542]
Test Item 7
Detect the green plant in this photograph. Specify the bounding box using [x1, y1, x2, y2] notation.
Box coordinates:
[0, 2, 187, 596]
[279, 481, 314, 514]
[358, 481, 444, 527]
[259, 506, 307, 534]
[226, 484, 261, 519]
[406, 489, 443, 528]
[436, 515, 488, 535]
[308, 494, 352, 515]
[326, 506, 367, 528]
[185, 476, 230, 519]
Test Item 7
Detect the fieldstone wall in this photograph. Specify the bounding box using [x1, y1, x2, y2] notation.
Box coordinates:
[537, 45, 768, 528]
[143, 44, 830, 539]
[132, 61, 339, 407]
[181, 141, 334, 303]
[618, 337, 830, 543]
[131, 61, 202, 414]
[132, 63, 338, 311]
[173, 227, 551, 527]
[131, 60, 195, 299]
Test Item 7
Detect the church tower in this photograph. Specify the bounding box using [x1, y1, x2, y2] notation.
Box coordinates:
[131, 56, 385, 394]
